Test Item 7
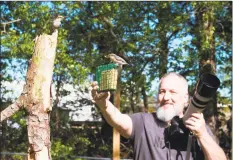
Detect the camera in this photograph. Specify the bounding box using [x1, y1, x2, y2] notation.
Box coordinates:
[164, 73, 220, 150]
[164, 116, 190, 150]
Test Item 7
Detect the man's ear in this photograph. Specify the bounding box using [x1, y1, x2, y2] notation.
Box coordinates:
[184, 93, 189, 107]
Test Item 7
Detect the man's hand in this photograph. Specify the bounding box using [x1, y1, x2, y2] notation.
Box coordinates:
[184, 113, 208, 138]
[185, 113, 227, 160]
[91, 81, 110, 105]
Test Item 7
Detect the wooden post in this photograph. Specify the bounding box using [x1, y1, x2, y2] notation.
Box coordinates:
[113, 68, 121, 160]
[113, 128, 120, 160]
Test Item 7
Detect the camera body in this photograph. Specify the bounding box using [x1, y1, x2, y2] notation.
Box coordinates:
[164, 116, 190, 150]
[164, 73, 220, 150]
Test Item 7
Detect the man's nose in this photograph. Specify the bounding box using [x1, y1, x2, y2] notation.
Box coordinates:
[163, 91, 171, 100]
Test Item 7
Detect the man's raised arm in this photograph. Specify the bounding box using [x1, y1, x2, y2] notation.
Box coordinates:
[91, 81, 132, 138]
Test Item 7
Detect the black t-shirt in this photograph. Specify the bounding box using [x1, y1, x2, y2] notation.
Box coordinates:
[129, 112, 213, 160]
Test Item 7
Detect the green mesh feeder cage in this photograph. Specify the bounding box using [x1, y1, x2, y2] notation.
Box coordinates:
[96, 63, 119, 92]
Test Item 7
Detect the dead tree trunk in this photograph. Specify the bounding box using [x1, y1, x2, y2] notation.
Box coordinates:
[0, 30, 58, 160]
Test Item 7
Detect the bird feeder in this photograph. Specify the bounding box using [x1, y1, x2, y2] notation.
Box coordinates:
[96, 63, 119, 92]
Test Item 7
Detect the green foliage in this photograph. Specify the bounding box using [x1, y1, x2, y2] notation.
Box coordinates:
[1, 1, 231, 159]
[51, 139, 73, 159]
[10, 155, 25, 160]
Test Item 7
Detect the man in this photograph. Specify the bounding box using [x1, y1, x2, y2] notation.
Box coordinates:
[91, 72, 226, 160]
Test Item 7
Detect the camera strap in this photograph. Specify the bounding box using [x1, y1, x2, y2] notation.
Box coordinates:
[185, 133, 193, 160]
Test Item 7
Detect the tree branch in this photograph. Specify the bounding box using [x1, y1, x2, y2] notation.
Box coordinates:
[179, 69, 195, 77]
[1, 18, 21, 33]
[1, 19, 21, 25]
[0, 100, 22, 122]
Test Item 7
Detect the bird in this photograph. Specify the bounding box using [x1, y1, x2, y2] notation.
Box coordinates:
[105, 53, 128, 65]
[52, 15, 64, 31]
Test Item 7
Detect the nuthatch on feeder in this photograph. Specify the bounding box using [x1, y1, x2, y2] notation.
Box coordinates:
[105, 53, 128, 65]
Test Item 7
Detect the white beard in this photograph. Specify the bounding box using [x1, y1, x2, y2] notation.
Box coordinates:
[156, 104, 182, 122]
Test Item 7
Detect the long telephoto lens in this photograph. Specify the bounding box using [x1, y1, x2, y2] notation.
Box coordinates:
[183, 73, 220, 121]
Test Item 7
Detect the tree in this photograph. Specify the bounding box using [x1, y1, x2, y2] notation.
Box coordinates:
[187, 2, 231, 137]
[1, 16, 60, 160]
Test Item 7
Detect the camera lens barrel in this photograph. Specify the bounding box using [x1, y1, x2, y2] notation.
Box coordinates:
[183, 73, 220, 121]
[197, 73, 220, 98]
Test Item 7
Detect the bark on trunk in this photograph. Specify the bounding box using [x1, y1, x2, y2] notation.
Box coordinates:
[196, 5, 218, 135]
[0, 30, 58, 160]
[141, 86, 148, 112]
[158, 44, 169, 78]
[129, 84, 135, 113]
